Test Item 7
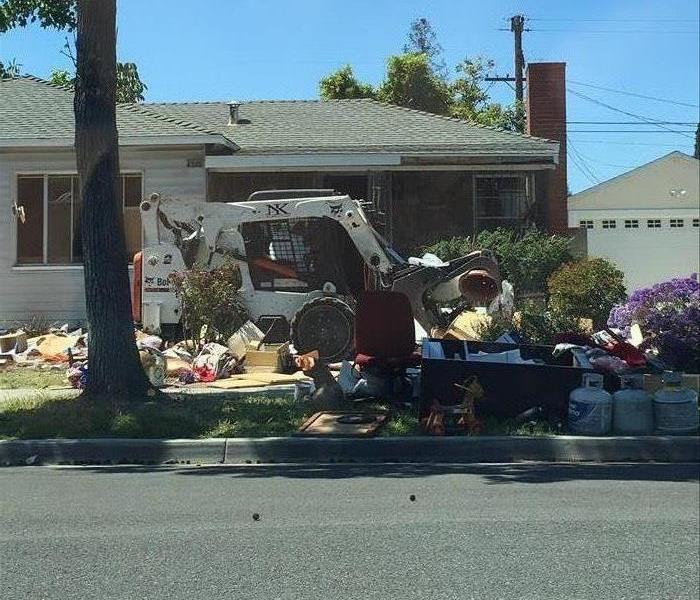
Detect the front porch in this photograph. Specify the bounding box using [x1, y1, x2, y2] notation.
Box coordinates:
[207, 168, 549, 253]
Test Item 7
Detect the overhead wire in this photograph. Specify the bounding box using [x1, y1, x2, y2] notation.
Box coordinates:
[568, 80, 700, 108]
[567, 88, 695, 139]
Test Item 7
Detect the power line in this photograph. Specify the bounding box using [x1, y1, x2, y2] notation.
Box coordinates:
[568, 130, 696, 133]
[527, 17, 696, 22]
[566, 121, 697, 125]
[567, 88, 695, 139]
[568, 141, 601, 184]
[568, 80, 700, 108]
[529, 28, 699, 34]
[569, 140, 689, 147]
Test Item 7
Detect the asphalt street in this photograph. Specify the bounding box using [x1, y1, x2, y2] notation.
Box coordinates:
[1, 463, 698, 600]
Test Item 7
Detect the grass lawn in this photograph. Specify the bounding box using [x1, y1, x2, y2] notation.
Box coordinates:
[0, 367, 68, 390]
[0, 367, 558, 439]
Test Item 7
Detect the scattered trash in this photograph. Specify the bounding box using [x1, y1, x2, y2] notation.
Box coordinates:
[297, 411, 388, 436]
[0, 330, 27, 354]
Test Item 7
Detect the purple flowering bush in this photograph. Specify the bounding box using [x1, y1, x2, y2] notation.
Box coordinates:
[608, 274, 700, 372]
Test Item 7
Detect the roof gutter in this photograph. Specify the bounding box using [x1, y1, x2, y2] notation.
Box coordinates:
[0, 134, 237, 150]
[206, 149, 558, 171]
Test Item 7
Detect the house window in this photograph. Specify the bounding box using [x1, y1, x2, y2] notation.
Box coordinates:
[16, 173, 143, 265]
[602, 219, 616, 229]
[579, 220, 594, 229]
[647, 219, 662, 228]
[624, 219, 639, 229]
[474, 175, 531, 232]
[693, 218, 699, 228]
[670, 218, 684, 228]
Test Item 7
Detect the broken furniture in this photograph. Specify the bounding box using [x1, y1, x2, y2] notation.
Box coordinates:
[420, 339, 616, 421]
[353, 291, 420, 398]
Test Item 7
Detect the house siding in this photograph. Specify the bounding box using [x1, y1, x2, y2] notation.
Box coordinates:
[0, 146, 206, 325]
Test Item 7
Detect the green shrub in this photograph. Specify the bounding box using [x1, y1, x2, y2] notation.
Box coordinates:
[168, 260, 248, 348]
[547, 258, 627, 329]
[424, 227, 573, 296]
[515, 304, 587, 345]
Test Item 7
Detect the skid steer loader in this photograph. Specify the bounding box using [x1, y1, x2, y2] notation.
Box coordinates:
[135, 190, 500, 361]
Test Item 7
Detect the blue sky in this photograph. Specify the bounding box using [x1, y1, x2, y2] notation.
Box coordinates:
[1, 0, 698, 193]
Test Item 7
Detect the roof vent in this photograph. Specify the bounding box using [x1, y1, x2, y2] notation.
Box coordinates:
[228, 100, 241, 125]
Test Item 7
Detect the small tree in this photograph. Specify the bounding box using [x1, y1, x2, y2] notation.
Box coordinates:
[548, 258, 627, 329]
[169, 261, 248, 350]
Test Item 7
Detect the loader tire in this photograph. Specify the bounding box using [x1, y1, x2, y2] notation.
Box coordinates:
[291, 296, 355, 362]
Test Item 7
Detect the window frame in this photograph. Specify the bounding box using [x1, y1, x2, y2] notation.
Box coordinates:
[602, 219, 617, 229]
[646, 219, 662, 229]
[472, 172, 535, 234]
[13, 170, 144, 268]
[579, 220, 594, 230]
[669, 218, 684, 228]
[624, 219, 639, 229]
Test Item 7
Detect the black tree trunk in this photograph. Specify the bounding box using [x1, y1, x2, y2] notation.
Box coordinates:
[74, 0, 152, 401]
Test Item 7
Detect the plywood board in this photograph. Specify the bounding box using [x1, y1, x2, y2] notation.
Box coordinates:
[297, 412, 388, 437]
[206, 378, 270, 389]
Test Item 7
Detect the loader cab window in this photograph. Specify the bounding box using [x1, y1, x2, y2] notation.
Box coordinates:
[241, 217, 364, 294]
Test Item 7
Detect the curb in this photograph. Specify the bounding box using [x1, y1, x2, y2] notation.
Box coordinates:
[0, 438, 225, 466]
[1, 436, 698, 466]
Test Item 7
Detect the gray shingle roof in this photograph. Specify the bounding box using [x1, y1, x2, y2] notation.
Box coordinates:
[144, 99, 558, 157]
[1, 75, 557, 160]
[0, 76, 233, 146]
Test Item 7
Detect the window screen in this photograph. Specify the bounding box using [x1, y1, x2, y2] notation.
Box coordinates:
[474, 176, 530, 232]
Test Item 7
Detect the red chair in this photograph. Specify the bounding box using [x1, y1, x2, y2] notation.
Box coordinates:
[354, 291, 421, 370]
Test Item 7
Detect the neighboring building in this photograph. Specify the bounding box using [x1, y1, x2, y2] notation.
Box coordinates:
[568, 151, 700, 292]
[1, 67, 566, 323]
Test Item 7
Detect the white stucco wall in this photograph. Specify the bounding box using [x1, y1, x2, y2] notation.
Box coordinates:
[0, 146, 206, 325]
[568, 152, 700, 292]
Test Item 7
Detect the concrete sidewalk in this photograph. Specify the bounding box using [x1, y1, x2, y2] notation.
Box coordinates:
[1, 435, 698, 466]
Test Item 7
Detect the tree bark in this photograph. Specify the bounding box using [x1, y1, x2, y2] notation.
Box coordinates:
[74, 0, 152, 401]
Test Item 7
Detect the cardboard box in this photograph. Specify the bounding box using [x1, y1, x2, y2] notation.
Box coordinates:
[244, 341, 290, 372]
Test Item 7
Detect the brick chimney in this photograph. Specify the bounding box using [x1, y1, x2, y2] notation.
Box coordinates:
[526, 62, 567, 233]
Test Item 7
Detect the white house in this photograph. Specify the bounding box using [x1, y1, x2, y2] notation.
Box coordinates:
[1, 74, 565, 325]
[568, 151, 700, 292]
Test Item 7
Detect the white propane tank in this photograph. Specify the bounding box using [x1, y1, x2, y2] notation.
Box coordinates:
[653, 371, 699, 435]
[613, 375, 653, 435]
[568, 373, 612, 435]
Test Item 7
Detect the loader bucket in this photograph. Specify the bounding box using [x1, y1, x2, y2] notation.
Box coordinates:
[458, 269, 499, 305]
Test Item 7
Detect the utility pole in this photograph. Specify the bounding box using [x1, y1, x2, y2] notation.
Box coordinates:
[511, 14, 525, 103]
[485, 14, 528, 102]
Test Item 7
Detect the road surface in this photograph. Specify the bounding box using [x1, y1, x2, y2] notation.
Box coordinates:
[1, 463, 698, 599]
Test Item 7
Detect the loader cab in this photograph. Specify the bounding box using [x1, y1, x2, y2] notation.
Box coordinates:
[241, 216, 365, 296]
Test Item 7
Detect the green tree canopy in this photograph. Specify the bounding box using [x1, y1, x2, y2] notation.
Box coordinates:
[50, 61, 147, 102]
[377, 53, 452, 114]
[319, 18, 524, 131]
[1, 0, 147, 102]
[319, 64, 375, 100]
